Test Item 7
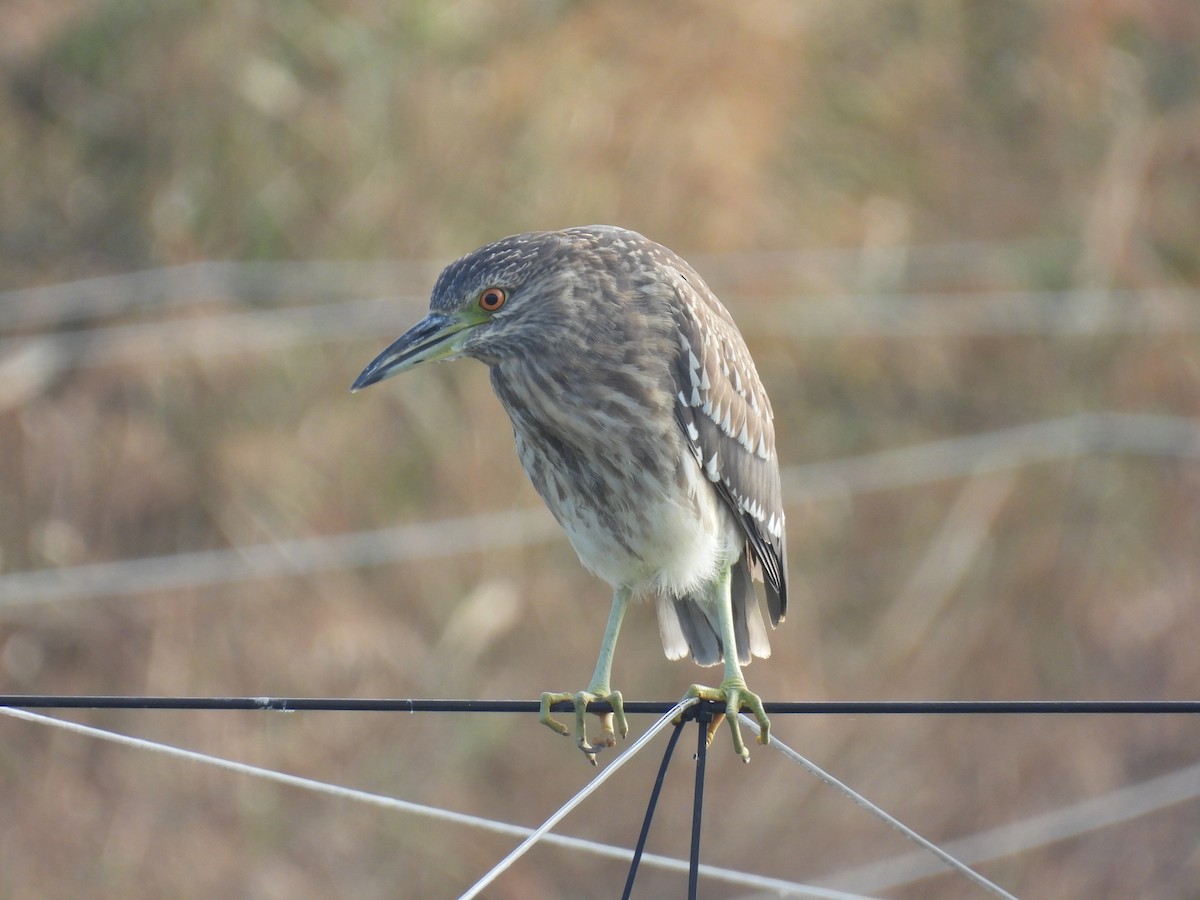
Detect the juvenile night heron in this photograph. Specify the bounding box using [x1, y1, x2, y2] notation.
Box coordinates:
[352, 226, 787, 763]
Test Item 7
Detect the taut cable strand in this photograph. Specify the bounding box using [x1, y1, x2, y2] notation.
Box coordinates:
[457, 697, 698, 900]
[622, 717, 687, 899]
[688, 705, 712, 900]
[0, 706, 866, 897]
[3, 695, 1200, 714]
[740, 714, 1017, 899]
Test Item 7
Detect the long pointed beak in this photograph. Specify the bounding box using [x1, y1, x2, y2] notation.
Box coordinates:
[351, 313, 474, 391]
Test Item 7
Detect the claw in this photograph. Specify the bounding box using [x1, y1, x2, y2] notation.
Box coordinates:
[688, 680, 769, 762]
[703, 711, 726, 748]
[539, 689, 626, 765]
[539, 691, 572, 737]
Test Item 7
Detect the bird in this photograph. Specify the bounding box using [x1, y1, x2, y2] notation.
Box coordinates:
[352, 225, 787, 763]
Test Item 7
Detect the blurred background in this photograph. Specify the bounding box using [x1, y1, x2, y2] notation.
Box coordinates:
[2, 1, 1199, 897]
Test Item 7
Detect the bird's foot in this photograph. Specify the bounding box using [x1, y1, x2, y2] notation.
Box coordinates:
[539, 688, 628, 766]
[687, 679, 770, 763]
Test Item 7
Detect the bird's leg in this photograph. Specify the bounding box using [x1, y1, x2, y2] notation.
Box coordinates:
[539, 587, 630, 765]
[687, 567, 770, 762]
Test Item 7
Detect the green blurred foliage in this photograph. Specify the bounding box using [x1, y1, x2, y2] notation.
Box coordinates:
[3, 0, 1197, 280]
[2, 1, 1200, 898]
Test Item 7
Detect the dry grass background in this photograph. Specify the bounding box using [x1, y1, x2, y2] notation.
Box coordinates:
[2, 1, 1200, 897]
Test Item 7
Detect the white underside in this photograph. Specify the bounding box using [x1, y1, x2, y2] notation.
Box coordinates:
[512, 419, 770, 664]
[559, 452, 738, 597]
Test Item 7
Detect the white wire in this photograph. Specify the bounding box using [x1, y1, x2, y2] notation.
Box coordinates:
[2, 288, 1196, 385]
[2, 411, 1196, 608]
[783, 411, 1200, 502]
[457, 697, 697, 900]
[7, 704, 1199, 896]
[0, 294, 425, 378]
[740, 714, 1018, 900]
[0, 508, 561, 607]
[817, 759, 1200, 894]
[0, 705, 865, 900]
[0, 261, 439, 330]
[0, 239, 1070, 329]
[761, 288, 1200, 337]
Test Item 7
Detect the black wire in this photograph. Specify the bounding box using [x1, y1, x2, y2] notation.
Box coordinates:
[3, 695, 1200, 714]
[7, 693, 1192, 899]
[9, 690, 1190, 900]
[623, 715, 687, 900]
[688, 706, 711, 900]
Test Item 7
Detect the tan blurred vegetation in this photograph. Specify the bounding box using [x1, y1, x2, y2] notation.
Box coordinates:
[2, 1, 1200, 897]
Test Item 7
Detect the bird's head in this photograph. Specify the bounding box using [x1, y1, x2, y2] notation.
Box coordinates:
[351, 230, 596, 392]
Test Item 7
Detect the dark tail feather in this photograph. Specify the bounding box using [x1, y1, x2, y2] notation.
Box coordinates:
[672, 596, 722, 666]
[659, 559, 772, 666]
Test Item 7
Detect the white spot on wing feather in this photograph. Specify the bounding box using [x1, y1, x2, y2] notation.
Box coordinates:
[705, 452, 720, 481]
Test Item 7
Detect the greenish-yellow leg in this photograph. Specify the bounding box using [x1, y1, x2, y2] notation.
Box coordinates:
[687, 567, 770, 762]
[540, 587, 631, 765]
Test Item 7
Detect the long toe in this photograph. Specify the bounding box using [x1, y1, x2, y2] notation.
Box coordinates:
[689, 682, 768, 761]
[578, 713, 616, 757]
[730, 684, 771, 748]
[539, 691, 574, 737]
[540, 689, 626, 766]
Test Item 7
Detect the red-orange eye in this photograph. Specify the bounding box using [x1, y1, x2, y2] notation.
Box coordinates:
[478, 287, 507, 312]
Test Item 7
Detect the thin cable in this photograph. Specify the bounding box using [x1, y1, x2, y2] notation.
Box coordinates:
[689, 706, 711, 900]
[2, 287, 1195, 397]
[0, 294, 426, 377]
[740, 714, 1017, 900]
[0, 261, 438, 329]
[4, 695, 1200, 715]
[3, 412, 1198, 609]
[0, 240, 1072, 330]
[0, 508, 561, 608]
[623, 718, 687, 900]
[783, 412, 1200, 503]
[0, 706, 860, 899]
[758, 287, 1200, 338]
[817, 758, 1200, 894]
[9, 262, 1194, 359]
[458, 697, 698, 900]
[7, 693, 1193, 892]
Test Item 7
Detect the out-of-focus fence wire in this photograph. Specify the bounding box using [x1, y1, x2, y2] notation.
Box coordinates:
[1, 412, 1196, 608]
